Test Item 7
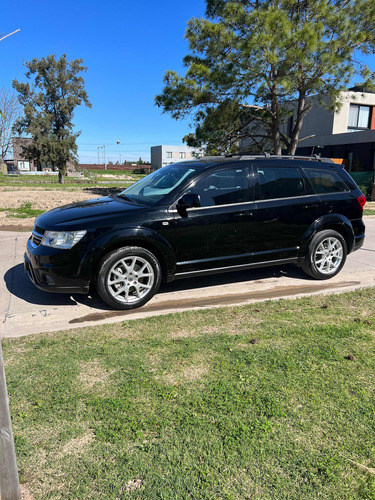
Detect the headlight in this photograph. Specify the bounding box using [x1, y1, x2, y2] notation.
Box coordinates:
[41, 230, 87, 249]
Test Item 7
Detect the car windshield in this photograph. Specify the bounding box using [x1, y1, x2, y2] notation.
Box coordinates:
[118, 163, 201, 205]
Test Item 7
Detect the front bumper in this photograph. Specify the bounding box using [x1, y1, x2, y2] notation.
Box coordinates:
[24, 242, 90, 295]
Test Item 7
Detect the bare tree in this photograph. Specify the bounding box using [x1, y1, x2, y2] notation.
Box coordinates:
[0, 89, 21, 161]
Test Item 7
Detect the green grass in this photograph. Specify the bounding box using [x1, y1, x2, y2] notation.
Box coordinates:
[3, 289, 375, 499]
[87, 168, 145, 178]
[0, 202, 45, 218]
[364, 209, 375, 216]
[0, 171, 145, 191]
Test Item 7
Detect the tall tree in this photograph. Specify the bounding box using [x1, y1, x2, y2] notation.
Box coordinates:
[0, 89, 21, 161]
[156, 0, 375, 155]
[13, 54, 91, 183]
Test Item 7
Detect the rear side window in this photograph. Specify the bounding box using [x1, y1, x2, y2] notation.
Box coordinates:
[304, 169, 348, 194]
[256, 166, 305, 200]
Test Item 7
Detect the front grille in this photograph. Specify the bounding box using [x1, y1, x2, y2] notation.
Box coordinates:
[31, 226, 45, 248]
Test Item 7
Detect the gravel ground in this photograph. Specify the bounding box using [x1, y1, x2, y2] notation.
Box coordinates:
[0, 187, 103, 230]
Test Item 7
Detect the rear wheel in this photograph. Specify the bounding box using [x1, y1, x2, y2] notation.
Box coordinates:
[97, 246, 161, 309]
[302, 230, 347, 280]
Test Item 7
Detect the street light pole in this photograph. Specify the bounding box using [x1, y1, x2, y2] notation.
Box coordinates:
[0, 29, 20, 43]
[117, 140, 120, 165]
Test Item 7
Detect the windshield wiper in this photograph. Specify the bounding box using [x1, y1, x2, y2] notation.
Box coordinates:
[115, 193, 134, 203]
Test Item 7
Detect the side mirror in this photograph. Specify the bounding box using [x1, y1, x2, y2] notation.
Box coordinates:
[176, 193, 201, 217]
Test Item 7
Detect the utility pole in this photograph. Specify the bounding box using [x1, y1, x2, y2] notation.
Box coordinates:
[117, 140, 120, 165]
[0, 342, 21, 499]
[0, 25, 21, 500]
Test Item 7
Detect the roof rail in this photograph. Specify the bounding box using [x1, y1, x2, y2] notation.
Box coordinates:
[238, 153, 334, 163]
[204, 153, 335, 163]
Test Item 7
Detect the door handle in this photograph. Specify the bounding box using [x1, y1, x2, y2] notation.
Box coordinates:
[303, 204, 318, 210]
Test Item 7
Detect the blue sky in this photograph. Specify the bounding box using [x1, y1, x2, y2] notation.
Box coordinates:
[2, 0, 206, 163]
[2, 1, 375, 164]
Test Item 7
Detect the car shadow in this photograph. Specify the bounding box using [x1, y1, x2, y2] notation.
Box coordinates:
[158, 264, 309, 293]
[3, 264, 107, 309]
[4, 262, 309, 310]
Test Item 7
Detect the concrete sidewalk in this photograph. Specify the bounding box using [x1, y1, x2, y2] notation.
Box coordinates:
[2, 221, 375, 338]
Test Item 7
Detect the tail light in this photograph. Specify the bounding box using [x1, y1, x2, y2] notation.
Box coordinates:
[357, 194, 366, 210]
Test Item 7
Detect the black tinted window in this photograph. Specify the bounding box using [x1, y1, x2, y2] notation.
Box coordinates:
[304, 169, 348, 194]
[257, 167, 305, 200]
[193, 168, 248, 207]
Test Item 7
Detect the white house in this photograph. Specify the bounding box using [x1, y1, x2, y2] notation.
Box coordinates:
[240, 88, 375, 172]
[150, 145, 203, 170]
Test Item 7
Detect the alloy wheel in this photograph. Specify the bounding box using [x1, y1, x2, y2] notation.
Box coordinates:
[314, 237, 343, 275]
[107, 255, 155, 304]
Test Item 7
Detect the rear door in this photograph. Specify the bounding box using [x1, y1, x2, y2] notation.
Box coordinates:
[251, 161, 322, 261]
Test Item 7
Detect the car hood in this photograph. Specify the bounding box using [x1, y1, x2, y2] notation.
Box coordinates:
[35, 196, 146, 229]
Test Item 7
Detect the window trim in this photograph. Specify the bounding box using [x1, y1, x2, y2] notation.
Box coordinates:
[303, 168, 350, 194]
[169, 199, 255, 214]
[18, 160, 30, 171]
[170, 165, 253, 210]
[348, 103, 372, 131]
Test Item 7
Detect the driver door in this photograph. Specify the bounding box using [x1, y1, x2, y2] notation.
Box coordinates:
[170, 165, 257, 275]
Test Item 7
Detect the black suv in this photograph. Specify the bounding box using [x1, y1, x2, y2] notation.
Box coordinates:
[24, 155, 366, 309]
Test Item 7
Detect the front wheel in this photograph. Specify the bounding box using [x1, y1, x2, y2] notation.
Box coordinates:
[301, 230, 347, 280]
[97, 246, 161, 309]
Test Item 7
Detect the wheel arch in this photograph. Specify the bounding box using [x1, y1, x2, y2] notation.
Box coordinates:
[299, 214, 355, 261]
[78, 228, 176, 284]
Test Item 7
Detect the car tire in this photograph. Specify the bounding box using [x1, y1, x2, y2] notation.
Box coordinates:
[97, 246, 161, 310]
[301, 230, 347, 280]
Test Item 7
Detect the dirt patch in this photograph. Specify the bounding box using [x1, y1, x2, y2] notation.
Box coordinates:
[0, 224, 32, 231]
[0, 188, 98, 229]
[169, 326, 220, 339]
[124, 479, 144, 493]
[60, 432, 95, 457]
[77, 359, 113, 392]
[99, 174, 135, 180]
[160, 363, 209, 386]
[20, 485, 34, 500]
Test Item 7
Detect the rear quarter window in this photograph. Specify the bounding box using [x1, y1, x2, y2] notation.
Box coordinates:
[304, 169, 348, 194]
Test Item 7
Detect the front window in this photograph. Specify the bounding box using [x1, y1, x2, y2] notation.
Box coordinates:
[166, 152, 172, 158]
[348, 104, 371, 131]
[119, 163, 200, 205]
[187, 167, 248, 207]
[179, 152, 186, 159]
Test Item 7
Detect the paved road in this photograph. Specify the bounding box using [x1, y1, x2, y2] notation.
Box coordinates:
[2, 219, 375, 338]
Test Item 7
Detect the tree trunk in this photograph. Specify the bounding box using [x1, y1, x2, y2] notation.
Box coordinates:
[58, 169, 64, 184]
[270, 82, 282, 155]
[288, 93, 308, 155]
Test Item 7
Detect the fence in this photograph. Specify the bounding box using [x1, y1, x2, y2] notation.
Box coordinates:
[349, 172, 373, 196]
